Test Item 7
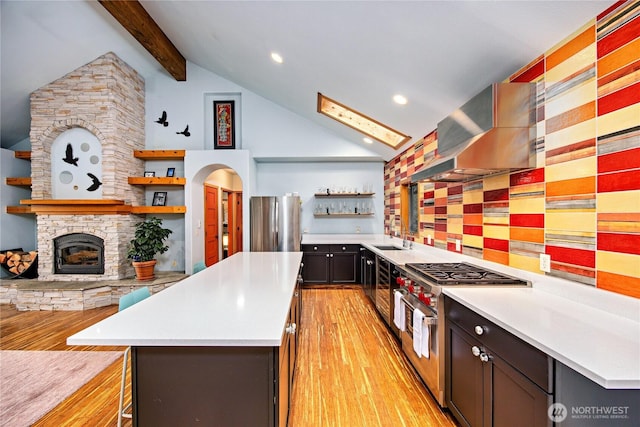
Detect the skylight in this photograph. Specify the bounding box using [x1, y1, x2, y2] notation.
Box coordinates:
[317, 93, 411, 149]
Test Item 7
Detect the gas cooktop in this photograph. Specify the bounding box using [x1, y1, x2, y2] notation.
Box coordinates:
[404, 262, 530, 286]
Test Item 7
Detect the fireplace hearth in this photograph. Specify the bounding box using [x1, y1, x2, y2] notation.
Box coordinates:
[54, 233, 104, 275]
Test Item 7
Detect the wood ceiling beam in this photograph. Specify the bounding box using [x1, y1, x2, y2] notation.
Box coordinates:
[99, 0, 186, 81]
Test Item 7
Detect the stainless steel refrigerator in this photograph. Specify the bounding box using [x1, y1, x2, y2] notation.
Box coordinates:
[250, 195, 301, 251]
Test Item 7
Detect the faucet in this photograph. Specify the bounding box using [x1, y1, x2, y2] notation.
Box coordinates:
[402, 224, 408, 248]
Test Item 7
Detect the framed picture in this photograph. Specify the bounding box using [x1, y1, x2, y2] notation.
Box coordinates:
[166, 167, 175, 177]
[144, 171, 155, 177]
[152, 191, 167, 206]
[213, 100, 235, 149]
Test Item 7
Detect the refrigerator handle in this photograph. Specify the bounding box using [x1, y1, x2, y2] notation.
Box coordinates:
[274, 199, 279, 250]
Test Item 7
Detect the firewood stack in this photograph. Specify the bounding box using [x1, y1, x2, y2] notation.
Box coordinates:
[0, 250, 38, 276]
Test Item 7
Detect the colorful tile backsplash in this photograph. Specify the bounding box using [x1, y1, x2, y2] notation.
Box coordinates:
[384, 0, 640, 298]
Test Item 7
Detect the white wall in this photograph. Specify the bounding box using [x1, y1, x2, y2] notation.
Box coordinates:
[0, 148, 36, 277]
[255, 162, 385, 235]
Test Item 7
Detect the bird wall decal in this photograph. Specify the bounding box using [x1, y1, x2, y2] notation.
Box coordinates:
[86, 173, 102, 192]
[62, 143, 79, 166]
[155, 111, 169, 127]
[176, 125, 191, 137]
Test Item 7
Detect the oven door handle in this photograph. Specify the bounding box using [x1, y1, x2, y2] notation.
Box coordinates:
[400, 295, 437, 322]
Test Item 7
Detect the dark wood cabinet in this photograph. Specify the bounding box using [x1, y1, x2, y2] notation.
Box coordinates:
[302, 244, 359, 284]
[445, 297, 553, 427]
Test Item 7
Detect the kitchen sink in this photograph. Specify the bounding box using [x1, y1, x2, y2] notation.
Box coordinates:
[373, 245, 405, 250]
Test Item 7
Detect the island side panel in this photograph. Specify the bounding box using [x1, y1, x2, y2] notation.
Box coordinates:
[132, 346, 275, 426]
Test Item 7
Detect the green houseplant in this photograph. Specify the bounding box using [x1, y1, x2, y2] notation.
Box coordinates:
[127, 217, 172, 281]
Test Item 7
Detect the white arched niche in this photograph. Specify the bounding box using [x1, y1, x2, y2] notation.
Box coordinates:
[184, 150, 255, 274]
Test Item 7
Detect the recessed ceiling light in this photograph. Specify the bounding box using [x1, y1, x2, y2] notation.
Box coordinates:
[271, 52, 283, 64]
[393, 94, 408, 105]
[363, 137, 373, 144]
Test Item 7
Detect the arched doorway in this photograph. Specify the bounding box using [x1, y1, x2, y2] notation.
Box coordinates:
[203, 168, 243, 266]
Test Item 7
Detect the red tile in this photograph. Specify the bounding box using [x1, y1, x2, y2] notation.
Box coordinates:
[484, 188, 509, 202]
[511, 59, 544, 82]
[510, 168, 545, 186]
[598, 147, 640, 173]
[448, 185, 463, 196]
[598, 170, 640, 192]
[597, 232, 640, 255]
[463, 225, 483, 236]
[598, 81, 640, 116]
[546, 245, 595, 268]
[510, 214, 545, 228]
[463, 203, 483, 214]
[423, 191, 434, 199]
[597, 1, 626, 21]
[484, 238, 509, 252]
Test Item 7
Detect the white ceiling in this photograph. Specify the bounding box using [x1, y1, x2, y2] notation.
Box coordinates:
[1, 1, 612, 160]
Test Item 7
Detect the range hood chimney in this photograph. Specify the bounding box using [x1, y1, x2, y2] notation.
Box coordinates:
[412, 82, 536, 183]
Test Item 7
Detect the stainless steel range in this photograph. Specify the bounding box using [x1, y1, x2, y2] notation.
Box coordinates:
[394, 262, 530, 407]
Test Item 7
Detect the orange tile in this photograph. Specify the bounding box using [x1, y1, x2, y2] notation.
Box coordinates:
[597, 270, 640, 298]
[463, 213, 483, 226]
[483, 249, 509, 266]
[598, 36, 640, 77]
[546, 176, 596, 196]
[547, 25, 595, 71]
[510, 227, 545, 244]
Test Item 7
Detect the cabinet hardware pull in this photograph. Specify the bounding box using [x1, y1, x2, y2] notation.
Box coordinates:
[474, 325, 485, 335]
[471, 346, 481, 357]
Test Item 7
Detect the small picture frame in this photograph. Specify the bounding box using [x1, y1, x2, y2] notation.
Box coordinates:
[144, 171, 155, 177]
[166, 167, 176, 177]
[152, 191, 167, 206]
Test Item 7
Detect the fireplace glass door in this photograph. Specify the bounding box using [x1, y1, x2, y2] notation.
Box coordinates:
[54, 233, 104, 274]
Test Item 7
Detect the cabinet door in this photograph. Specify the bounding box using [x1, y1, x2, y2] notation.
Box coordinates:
[491, 354, 551, 427]
[301, 245, 330, 284]
[447, 324, 484, 427]
[331, 252, 356, 283]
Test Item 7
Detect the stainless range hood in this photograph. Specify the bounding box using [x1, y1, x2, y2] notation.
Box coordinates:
[412, 82, 536, 183]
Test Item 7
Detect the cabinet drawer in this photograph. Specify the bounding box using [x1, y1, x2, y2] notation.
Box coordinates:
[445, 297, 553, 393]
[302, 244, 330, 253]
[330, 244, 359, 253]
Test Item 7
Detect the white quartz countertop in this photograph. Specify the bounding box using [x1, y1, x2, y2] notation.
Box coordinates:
[67, 252, 303, 347]
[304, 234, 640, 388]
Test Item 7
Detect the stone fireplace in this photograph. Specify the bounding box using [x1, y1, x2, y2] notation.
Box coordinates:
[28, 52, 146, 281]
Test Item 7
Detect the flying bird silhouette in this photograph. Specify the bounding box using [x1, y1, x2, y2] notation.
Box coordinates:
[62, 143, 79, 166]
[155, 111, 169, 127]
[176, 125, 190, 137]
[86, 173, 102, 192]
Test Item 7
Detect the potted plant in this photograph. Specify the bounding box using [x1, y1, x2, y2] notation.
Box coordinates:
[127, 217, 172, 281]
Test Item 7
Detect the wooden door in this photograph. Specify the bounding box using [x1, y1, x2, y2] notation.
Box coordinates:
[204, 185, 219, 266]
[228, 191, 243, 256]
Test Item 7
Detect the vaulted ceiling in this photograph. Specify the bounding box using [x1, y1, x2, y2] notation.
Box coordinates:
[1, 1, 612, 160]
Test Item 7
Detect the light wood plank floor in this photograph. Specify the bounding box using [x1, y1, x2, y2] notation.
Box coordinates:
[1, 287, 456, 426]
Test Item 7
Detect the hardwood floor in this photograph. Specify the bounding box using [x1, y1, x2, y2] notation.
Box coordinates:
[1, 288, 456, 426]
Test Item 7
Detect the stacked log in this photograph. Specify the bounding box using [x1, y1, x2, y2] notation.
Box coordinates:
[1, 250, 38, 275]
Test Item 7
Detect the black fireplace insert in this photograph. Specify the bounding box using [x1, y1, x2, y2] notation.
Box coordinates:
[54, 233, 104, 274]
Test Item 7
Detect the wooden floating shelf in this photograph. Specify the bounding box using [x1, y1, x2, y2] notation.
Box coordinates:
[14, 151, 31, 160]
[5, 177, 32, 187]
[313, 213, 374, 218]
[6, 206, 33, 214]
[128, 177, 186, 186]
[134, 150, 185, 160]
[314, 192, 374, 198]
[19, 199, 132, 215]
[131, 206, 187, 214]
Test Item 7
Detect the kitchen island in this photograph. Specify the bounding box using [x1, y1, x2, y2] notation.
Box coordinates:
[68, 252, 303, 427]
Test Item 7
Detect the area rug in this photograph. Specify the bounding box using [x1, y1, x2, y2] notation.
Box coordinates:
[0, 350, 121, 427]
